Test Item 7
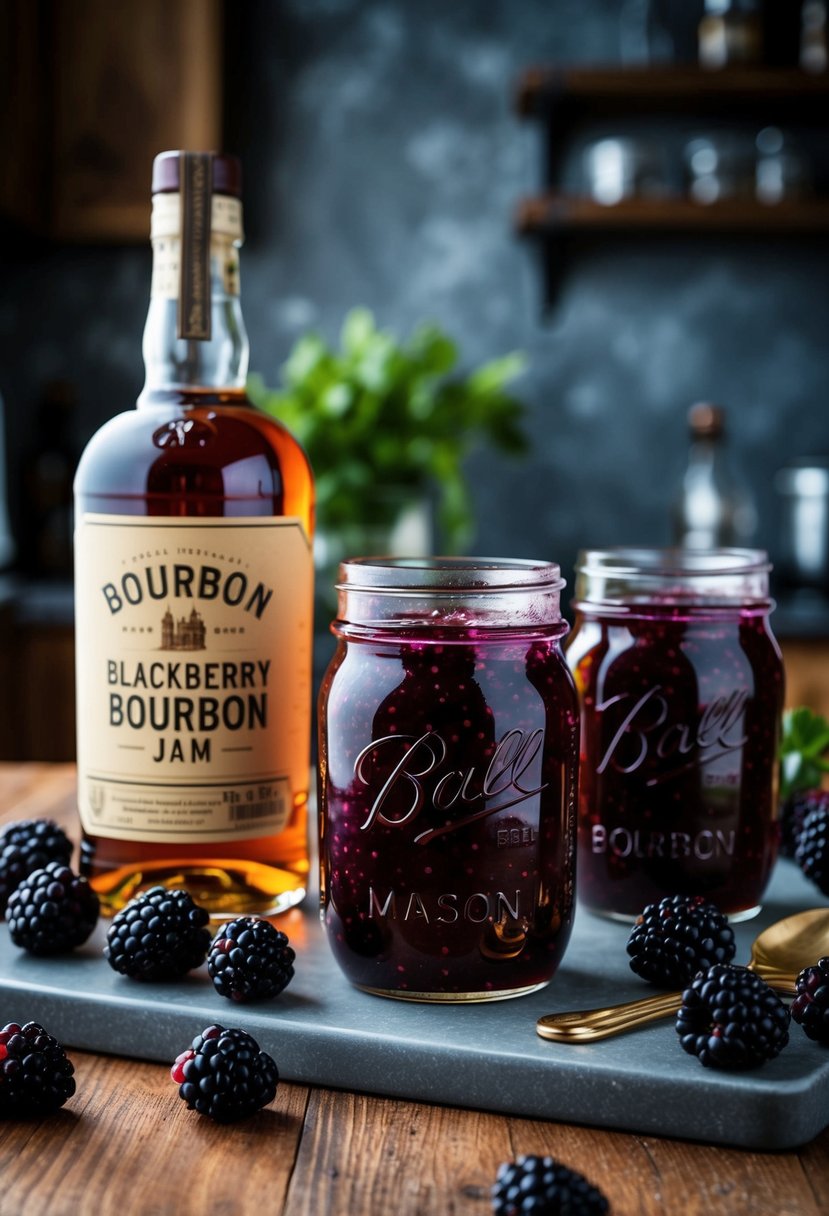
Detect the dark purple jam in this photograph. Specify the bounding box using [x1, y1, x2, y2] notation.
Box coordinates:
[566, 605, 783, 919]
[318, 627, 579, 1000]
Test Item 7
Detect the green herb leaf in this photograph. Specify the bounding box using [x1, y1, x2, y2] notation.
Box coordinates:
[250, 307, 528, 553]
[779, 707, 829, 799]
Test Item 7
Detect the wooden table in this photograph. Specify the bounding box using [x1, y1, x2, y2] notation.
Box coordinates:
[0, 764, 827, 1216]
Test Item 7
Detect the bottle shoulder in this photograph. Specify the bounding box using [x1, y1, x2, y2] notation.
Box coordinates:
[75, 399, 312, 497]
[74, 397, 314, 530]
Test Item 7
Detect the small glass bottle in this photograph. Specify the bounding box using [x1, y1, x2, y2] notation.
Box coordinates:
[74, 152, 314, 917]
[566, 548, 784, 921]
[673, 403, 757, 550]
[318, 557, 579, 1002]
[698, 0, 763, 69]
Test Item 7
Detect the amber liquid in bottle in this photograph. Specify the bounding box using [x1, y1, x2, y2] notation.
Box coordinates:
[74, 153, 314, 916]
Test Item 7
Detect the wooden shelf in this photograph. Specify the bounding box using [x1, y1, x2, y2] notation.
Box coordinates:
[516, 196, 829, 237]
[514, 64, 829, 303]
[517, 65, 829, 122]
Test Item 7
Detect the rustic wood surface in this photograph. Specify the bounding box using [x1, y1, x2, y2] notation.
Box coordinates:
[0, 763, 827, 1216]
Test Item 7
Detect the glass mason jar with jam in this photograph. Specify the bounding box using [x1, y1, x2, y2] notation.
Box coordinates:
[317, 557, 579, 1002]
[566, 548, 784, 922]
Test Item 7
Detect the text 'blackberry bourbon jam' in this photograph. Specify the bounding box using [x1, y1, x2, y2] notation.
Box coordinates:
[566, 549, 784, 921]
[317, 558, 579, 1002]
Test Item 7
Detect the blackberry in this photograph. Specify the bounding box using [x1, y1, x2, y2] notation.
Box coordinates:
[676, 963, 790, 1070]
[780, 788, 829, 858]
[207, 917, 295, 1003]
[6, 862, 99, 955]
[795, 806, 829, 896]
[104, 886, 211, 981]
[0, 1022, 75, 1117]
[791, 957, 829, 1044]
[0, 818, 73, 913]
[171, 1024, 278, 1122]
[626, 894, 735, 987]
[492, 1154, 609, 1216]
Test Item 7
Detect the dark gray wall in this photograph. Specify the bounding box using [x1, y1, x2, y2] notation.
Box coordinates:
[1, 0, 827, 593]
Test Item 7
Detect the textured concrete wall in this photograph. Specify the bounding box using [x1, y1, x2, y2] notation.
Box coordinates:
[1, 0, 827, 594]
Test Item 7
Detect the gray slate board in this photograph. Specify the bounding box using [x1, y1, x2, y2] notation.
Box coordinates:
[1, 859, 827, 1150]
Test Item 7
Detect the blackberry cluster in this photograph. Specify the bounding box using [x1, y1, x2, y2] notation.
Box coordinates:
[104, 886, 211, 981]
[492, 1155, 609, 1216]
[791, 957, 829, 1044]
[795, 806, 829, 896]
[6, 862, 99, 955]
[0, 1022, 75, 1117]
[780, 789, 829, 859]
[207, 917, 295, 1003]
[171, 1024, 278, 1122]
[626, 894, 735, 987]
[0, 819, 73, 912]
[676, 963, 790, 1070]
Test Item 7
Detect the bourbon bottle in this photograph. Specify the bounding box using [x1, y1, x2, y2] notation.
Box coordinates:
[74, 152, 314, 917]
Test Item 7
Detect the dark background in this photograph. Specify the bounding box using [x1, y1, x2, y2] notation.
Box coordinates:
[1, 0, 828, 595]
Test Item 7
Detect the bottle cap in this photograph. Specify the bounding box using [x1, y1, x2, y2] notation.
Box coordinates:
[688, 402, 724, 439]
[151, 151, 242, 198]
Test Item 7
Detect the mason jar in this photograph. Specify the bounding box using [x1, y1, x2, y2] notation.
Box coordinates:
[317, 557, 579, 1002]
[566, 548, 784, 922]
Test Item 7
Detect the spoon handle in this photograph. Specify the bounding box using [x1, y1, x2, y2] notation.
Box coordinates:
[536, 976, 797, 1043]
[536, 990, 682, 1042]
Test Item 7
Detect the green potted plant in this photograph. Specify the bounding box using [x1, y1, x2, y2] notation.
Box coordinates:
[249, 308, 528, 579]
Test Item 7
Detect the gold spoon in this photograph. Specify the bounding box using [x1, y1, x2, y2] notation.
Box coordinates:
[537, 907, 829, 1043]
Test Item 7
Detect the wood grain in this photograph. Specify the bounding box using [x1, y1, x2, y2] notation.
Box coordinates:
[1, 764, 828, 1215]
[0, 1053, 310, 1216]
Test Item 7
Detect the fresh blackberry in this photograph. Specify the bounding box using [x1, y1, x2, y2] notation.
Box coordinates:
[795, 806, 829, 896]
[626, 894, 735, 987]
[0, 818, 73, 913]
[0, 1022, 75, 1117]
[791, 957, 829, 1044]
[171, 1024, 278, 1122]
[780, 789, 829, 858]
[207, 917, 295, 1003]
[492, 1154, 609, 1216]
[104, 886, 211, 981]
[6, 862, 99, 955]
[676, 963, 790, 1070]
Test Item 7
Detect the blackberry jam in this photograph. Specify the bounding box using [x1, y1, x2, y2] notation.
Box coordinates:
[566, 548, 784, 921]
[317, 558, 579, 1002]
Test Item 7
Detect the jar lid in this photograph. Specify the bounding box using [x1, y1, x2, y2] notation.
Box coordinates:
[337, 556, 563, 593]
[574, 547, 772, 608]
[334, 556, 566, 633]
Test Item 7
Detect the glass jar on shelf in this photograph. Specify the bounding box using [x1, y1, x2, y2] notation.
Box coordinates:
[801, 1, 828, 72]
[580, 136, 669, 206]
[755, 127, 810, 206]
[684, 131, 756, 204]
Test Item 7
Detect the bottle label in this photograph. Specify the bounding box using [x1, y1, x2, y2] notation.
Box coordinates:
[74, 514, 313, 843]
[150, 193, 242, 299]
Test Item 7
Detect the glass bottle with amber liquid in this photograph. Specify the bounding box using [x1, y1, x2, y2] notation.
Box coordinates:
[672, 402, 757, 550]
[74, 152, 314, 917]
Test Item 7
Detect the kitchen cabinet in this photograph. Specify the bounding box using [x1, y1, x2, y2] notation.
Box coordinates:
[0, 586, 75, 762]
[0, 0, 222, 240]
[780, 639, 829, 722]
